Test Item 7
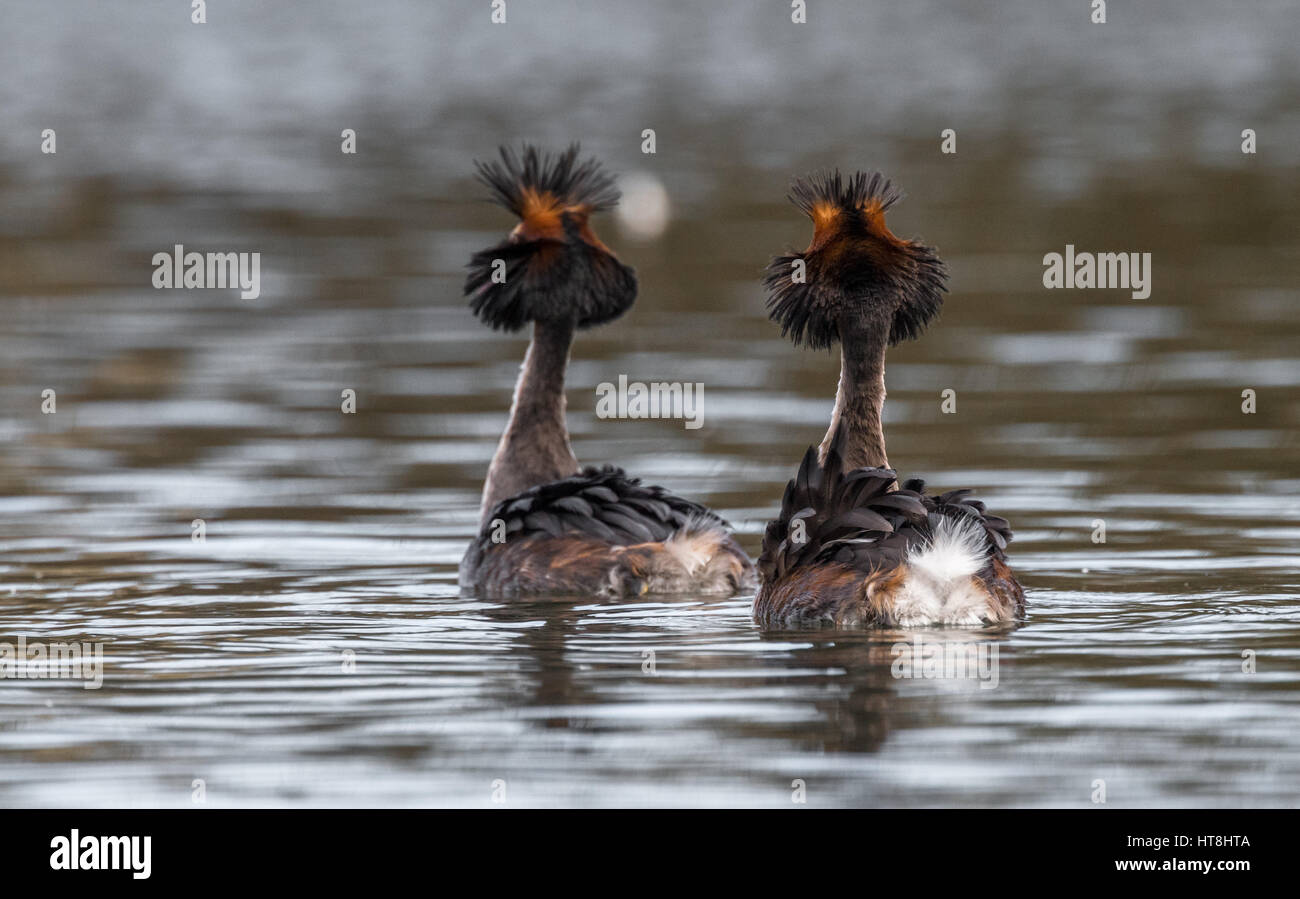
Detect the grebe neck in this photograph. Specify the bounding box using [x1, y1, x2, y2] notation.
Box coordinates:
[480, 318, 580, 524]
[819, 317, 890, 471]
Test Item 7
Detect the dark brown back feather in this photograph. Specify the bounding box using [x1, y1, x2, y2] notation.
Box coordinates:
[470, 465, 730, 560]
[758, 432, 1015, 585]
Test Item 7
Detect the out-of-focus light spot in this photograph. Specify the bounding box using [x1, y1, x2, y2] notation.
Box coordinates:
[615, 171, 670, 242]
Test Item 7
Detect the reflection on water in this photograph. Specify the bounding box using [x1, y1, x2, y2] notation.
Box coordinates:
[1, 0, 1299, 807]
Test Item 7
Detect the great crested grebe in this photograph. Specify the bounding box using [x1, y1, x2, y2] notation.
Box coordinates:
[459, 144, 754, 597]
[753, 171, 1025, 628]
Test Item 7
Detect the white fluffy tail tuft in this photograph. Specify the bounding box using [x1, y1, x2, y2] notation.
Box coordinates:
[907, 515, 987, 585]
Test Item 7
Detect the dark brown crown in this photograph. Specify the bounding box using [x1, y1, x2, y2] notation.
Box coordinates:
[464, 144, 636, 332]
[763, 170, 947, 349]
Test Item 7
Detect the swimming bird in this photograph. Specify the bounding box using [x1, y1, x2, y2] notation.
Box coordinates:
[459, 144, 754, 597]
[754, 171, 1024, 628]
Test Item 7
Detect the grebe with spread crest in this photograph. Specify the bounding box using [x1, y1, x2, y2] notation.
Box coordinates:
[459, 144, 754, 597]
[754, 171, 1024, 628]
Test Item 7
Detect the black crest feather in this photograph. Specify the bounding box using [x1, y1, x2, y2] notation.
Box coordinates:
[464, 144, 636, 332]
[787, 170, 904, 220]
[474, 144, 621, 217]
[764, 169, 947, 350]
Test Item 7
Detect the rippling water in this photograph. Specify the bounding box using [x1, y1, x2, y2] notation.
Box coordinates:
[1, 0, 1298, 807]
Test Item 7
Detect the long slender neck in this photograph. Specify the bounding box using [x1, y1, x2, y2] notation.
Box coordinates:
[819, 317, 890, 471]
[480, 318, 580, 523]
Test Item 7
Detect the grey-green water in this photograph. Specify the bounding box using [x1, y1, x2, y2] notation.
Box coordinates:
[1, 0, 1297, 807]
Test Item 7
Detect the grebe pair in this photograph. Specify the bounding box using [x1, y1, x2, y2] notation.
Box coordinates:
[458, 145, 1024, 627]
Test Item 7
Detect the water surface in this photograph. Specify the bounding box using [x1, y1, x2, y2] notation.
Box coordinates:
[1, 0, 1298, 807]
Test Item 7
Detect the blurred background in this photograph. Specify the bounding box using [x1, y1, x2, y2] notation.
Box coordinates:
[0, 0, 1297, 807]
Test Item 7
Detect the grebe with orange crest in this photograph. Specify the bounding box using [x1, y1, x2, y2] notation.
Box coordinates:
[459, 144, 754, 598]
[754, 170, 1024, 628]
